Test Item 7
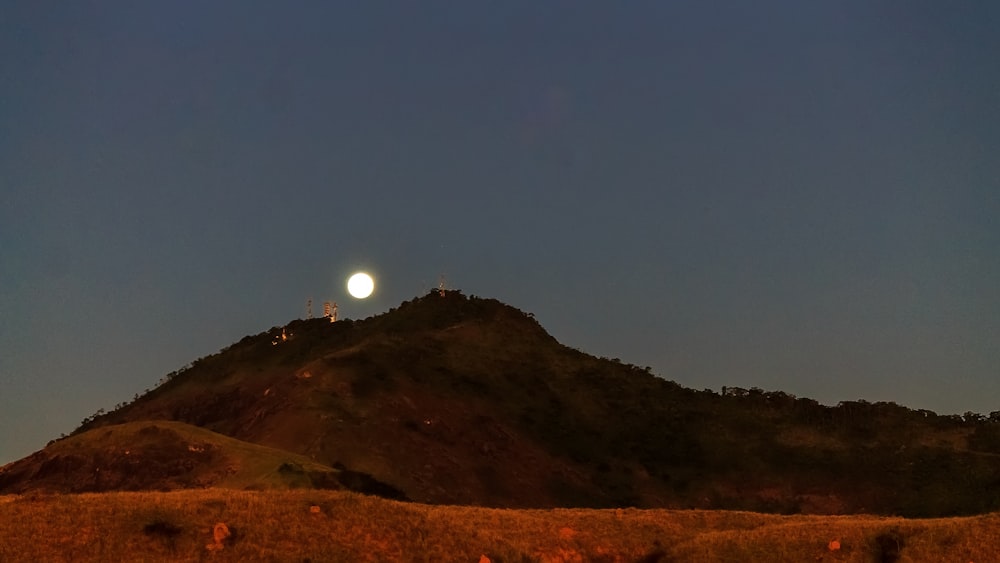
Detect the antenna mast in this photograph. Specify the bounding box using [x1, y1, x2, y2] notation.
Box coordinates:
[323, 301, 338, 322]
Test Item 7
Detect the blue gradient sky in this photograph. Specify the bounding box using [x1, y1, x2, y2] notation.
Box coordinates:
[2, 2, 999, 464]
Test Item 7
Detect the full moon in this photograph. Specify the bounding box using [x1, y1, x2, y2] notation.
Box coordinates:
[347, 272, 375, 299]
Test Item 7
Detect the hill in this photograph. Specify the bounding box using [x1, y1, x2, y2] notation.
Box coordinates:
[0, 420, 405, 498]
[5, 290, 1000, 516]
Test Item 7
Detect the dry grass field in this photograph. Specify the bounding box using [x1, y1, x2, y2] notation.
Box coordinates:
[1, 489, 998, 562]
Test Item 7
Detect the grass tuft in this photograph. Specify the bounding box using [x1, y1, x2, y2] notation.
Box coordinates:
[873, 528, 905, 563]
[142, 517, 182, 552]
[142, 519, 182, 538]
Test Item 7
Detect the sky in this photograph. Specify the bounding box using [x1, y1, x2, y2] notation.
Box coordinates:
[2, 2, 999, 465]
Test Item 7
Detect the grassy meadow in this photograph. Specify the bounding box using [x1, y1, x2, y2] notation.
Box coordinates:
[1, 489, 998, 562]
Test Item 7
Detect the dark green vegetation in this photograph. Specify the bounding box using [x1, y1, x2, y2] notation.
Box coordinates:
[4, 290, 1000, 516]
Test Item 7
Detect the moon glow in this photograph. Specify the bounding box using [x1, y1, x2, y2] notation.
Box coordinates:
[347, 272, 375, 299]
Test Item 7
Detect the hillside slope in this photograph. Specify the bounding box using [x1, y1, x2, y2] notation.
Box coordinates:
[0, 420, 404, 498]
[16, 290, 1000, 515]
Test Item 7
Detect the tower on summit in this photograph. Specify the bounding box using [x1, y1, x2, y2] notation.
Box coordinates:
[323, 301, 338, 322]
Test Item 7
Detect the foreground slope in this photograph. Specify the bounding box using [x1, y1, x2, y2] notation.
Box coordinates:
[30, 291, 1000, 514]
[2, 489, 1000, 562]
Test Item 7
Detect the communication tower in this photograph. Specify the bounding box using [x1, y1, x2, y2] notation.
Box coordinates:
[306, 298, 313, 319]
[438, 274, 447, 297]
[323, 301, 338, 322]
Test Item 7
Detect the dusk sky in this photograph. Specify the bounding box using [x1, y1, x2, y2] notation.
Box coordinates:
[2, 2, 999, 464]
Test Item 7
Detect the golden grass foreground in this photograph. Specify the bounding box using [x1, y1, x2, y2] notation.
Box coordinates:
[1, 489, 998, 562]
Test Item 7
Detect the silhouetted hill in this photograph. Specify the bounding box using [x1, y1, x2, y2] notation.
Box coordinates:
[7, 290, 1000, 516]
